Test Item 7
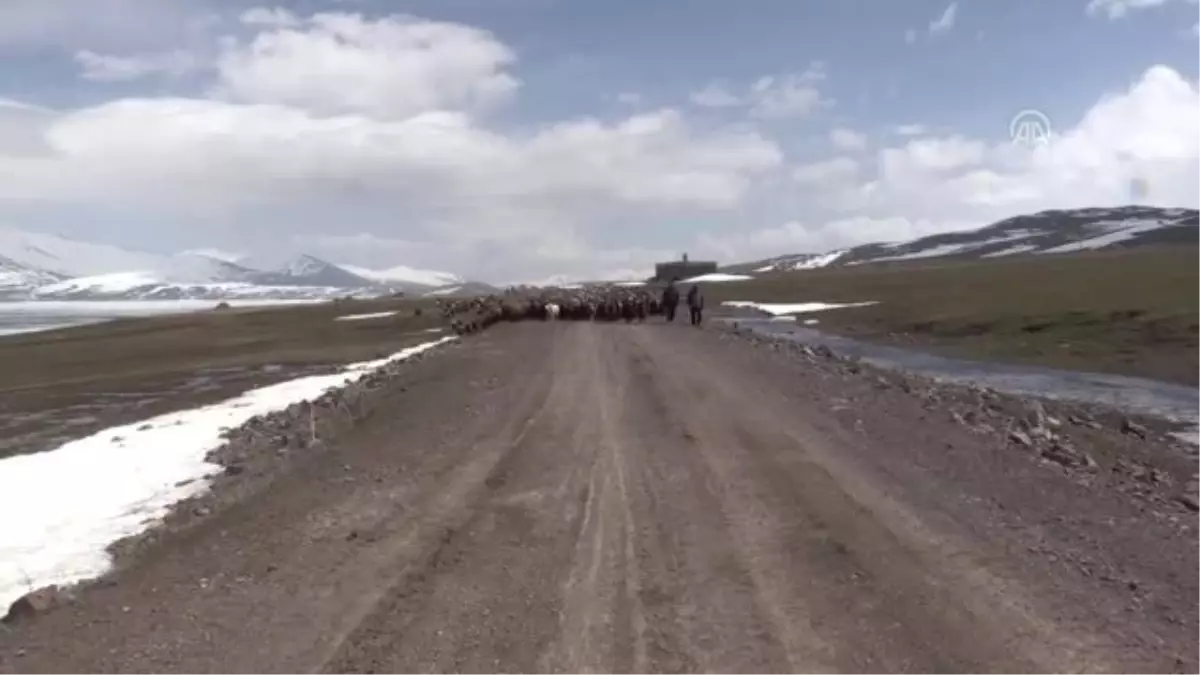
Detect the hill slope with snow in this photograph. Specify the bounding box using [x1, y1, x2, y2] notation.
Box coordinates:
[0, 228, 470, 301]
[728, 206, 1198, 274]
[341, 264, 463, 289]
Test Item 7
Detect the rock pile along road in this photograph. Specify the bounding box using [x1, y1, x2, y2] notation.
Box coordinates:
[1, 321, 1195, 674]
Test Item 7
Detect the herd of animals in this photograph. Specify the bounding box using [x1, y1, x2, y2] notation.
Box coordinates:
[437, 280, 706, 336]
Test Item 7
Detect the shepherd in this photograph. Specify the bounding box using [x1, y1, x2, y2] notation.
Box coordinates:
[661, 279, 681, 322]
[686, 283, 704, 326]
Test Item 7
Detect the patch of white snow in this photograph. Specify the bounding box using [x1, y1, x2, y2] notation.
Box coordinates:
[982, 244, 1039, 258]
[334, 311, 399, 322]
[722, 300, 878, 315]
[683, 273, 752, 283]
[792, 250, 845, 269]
[1036, 218, 1172, 255]
[0, 336, 457, 609]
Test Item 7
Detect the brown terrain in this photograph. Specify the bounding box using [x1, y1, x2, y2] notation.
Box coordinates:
[0, 298, 444, 460]
[0, 320, 1195, 674]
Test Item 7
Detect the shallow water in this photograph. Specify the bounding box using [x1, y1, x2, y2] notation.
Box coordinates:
[0, 300, 323, 337]
[725, 318, 1199, 434]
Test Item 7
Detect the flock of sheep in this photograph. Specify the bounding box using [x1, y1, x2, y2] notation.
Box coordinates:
[437, 285, 665, 335]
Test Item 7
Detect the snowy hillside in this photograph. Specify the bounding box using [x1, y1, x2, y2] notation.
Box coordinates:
[246, 255, 377, 289]
[730, 206, 1198, 273]
[341, 264, 463, 288]
[29, 271, 378, 301]
[0, 227, 163, 277]
[0, 227, 472, 301]
[0, 254, 65, 294]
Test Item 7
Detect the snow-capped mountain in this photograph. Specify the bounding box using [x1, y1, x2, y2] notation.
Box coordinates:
[0, 228, 472, 301]
[748, 250, 848, 273]
[730, 206, 1198, 274]
[247, 254, 377, 289]
[30, 271, 378, 301]
[0, 227, 163, 278]
[0, 254, 66, 294]
[340, 264, 463, 289]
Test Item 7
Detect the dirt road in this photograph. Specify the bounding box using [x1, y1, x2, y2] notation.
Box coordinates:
[2, 322, 1195, 673]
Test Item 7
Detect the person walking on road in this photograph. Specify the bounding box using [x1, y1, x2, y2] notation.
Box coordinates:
[686, 283, 704, 326]
[661, 279, 680, 322]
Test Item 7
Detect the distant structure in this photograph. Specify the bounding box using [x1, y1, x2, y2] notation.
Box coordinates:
[654, 252, 717, 282]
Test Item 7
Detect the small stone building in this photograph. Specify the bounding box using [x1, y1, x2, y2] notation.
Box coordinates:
[653, 253, 718, 282]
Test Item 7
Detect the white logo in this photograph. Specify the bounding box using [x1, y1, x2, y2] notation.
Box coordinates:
[1009, 109, 1053, 147]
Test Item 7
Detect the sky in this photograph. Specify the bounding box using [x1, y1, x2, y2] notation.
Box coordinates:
[0, 0, 1196, 284]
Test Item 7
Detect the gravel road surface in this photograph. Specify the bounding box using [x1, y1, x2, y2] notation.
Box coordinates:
[1, 322, 1194, 673]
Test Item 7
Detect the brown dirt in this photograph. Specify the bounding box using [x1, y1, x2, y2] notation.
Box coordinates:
[0, 321, 1195, 673]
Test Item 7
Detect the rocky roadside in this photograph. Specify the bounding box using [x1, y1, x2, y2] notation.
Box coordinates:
[718, 321, 1200, 517]
[2, 340, 460, 625]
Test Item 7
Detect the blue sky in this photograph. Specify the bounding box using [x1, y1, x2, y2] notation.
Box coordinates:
[0, 0, 1196, 282]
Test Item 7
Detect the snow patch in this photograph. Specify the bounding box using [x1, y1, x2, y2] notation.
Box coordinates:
[340, 264, 462, 288]
[334, 311, 399, 322]
[683, 273, 752, 283]
[425, 285, 462, 296]
[1037, 218, 1173, 255]
[0, 299, 323, 316]
[867, 230, 1040, 264]
[0, 336, 457, 610]
[35, 271, 164, 295]
[612, 281, 646, 287]
[792, 250, 845, 270]
[723, 300, 878, 316]
[982, 244, 1039, 258]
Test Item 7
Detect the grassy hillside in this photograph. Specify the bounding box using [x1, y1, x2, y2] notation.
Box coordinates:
[704, 246, 1198, 385]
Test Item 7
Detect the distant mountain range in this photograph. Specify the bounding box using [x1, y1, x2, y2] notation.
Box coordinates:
[724, 206, 1198, 274]
[0, 227, 496, 301]
[3, 205, 1195, 300]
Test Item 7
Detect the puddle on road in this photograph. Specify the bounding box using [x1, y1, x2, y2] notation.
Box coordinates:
[723, 317, 1200, 442]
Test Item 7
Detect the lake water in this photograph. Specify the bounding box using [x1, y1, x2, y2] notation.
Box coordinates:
[724, 317, 1199, 442]
[0, 300, 324, 337]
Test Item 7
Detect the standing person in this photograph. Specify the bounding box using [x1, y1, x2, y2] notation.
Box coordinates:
[661, 279, 680, 322]
[687, 283, 704, 325]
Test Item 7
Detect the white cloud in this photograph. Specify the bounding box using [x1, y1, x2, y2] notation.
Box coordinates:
[239, 7, 303, 28]
[830, 127, 868, 152]
[212, 11, 521, 119]
[616, 92, 643, 106]
[75, 49, 201, 82]
[0, 10, 783, 282]
[689, 82, 745, 108]
[699, 64, 1199, 261]
[1086, 0, 1197, 18]
[792, 157, 859, 184]
[1, 7, 1196, 283]
[904, 28, 918, 44]
[182, 248, 246, 263]
[929, 2, 958, 35]
[689, 62, 832, 119]
[880, 136, 986, 176]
